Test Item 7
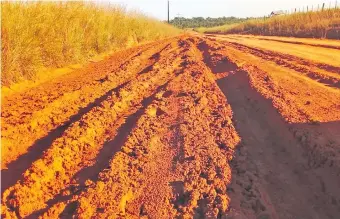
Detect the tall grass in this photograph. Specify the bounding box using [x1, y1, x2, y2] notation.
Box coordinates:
[200, 8, 340, 39]
[1, 2, 179, 86]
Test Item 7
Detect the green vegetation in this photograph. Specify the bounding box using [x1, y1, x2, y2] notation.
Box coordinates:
[196, 23, 241, 34]
[1, 2, 180, 86]
[198, 8, 340, 39]
[170, 16, 247, 29]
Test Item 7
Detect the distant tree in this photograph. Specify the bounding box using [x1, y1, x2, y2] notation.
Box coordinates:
[169, 16, 248, 28]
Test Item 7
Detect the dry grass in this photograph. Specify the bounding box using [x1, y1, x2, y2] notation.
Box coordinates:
[199, 8, 340, 39]
[1, 1, 179, 86]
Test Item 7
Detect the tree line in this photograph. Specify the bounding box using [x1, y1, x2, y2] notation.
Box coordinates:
[169, 16, 248, 29]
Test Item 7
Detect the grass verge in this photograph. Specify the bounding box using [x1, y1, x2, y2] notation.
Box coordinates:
[198, 8, 340, 39]
[1, 1, 180, 86]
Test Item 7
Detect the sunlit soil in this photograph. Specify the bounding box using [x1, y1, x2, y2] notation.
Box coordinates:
[2, 34, 340, 219]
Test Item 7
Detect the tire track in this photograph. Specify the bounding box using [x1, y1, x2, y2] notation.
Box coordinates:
[27, 81, 172, 219]
[199, 39, 340, 218]
[1, 38, 174, 170]
[71, 37, 240, 219]
[220, 41, 340, 88]
[217, 70, 340, 219]
[219, 35, 340, 74]
[213, 34, 340, 50]
[40, 39, 190, 219]
[257, 37, 340, 50]
[1, 80, 129, 193]
[1, 40, 172, 194]
[1, 38, 183, 218]
[202, 37, 340, 172]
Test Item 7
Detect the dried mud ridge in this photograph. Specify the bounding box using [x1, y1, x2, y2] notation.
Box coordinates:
[2, 34, 340, 219]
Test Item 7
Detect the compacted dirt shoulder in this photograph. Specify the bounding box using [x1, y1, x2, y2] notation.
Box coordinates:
[2, 34, 340, 219]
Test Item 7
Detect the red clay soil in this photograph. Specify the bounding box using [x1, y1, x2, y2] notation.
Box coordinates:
[1, 34, 340, 219]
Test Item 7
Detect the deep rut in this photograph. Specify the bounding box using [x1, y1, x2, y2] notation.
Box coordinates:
[1, 38, 174, 170]
[217, 70, 340, 219]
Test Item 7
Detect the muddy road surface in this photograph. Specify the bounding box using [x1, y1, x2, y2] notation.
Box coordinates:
[2, 34, 340, 219]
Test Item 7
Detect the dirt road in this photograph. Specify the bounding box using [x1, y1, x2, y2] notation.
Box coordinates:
[2, 34, 340, 219]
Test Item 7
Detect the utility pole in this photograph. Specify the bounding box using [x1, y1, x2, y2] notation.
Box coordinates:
[167, 0, 170, 23]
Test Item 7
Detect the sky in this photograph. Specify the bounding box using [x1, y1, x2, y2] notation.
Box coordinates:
[105, 0, 335, 20]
